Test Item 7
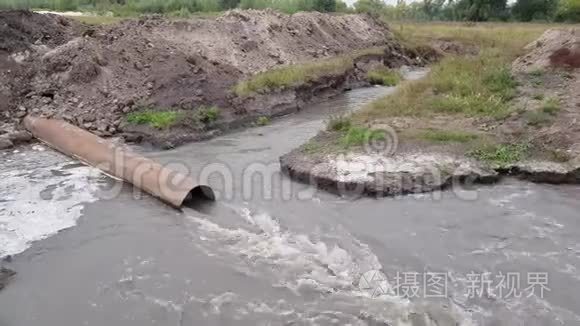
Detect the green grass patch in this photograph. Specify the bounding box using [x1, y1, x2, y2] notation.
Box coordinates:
[419, 129, 479, 143]
[367, 68, 401, 86]
[340, 126, 386, 148]
[232, 47, 386, 97]
[468, 143, 530, 166]
[256, 116, 271, 126]
[127, 110, 180, 129]
[233, 56, 353, 97]
[358, 50, 519, 121]
[355, 22, 549, 123]
[540, 97, 560, 115]
[196, 106, 220, 124]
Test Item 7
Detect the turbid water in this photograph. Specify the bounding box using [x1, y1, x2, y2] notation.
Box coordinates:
[2, 71, 580, 325]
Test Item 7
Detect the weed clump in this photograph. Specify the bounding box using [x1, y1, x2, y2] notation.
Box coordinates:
[468, 143, 530, 166]
[525, 97, 560, 126]
[326, 115, 352, 132]
[127, 110, 179, 129]
[340, 126, 386, 148]
[234, 56, 353, 96]
[256, 116, 270, 126]
[420, 129, 479, 143]
[197, 106, 220, 124]
[367, 68, 401, 86]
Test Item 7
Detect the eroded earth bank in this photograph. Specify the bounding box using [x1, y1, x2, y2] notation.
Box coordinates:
[0, 9, 432, 149]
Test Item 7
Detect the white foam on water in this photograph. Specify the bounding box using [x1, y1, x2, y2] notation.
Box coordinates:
[0, 162, 98, 258]
[189, 207, 382, 293]
[186, 208, 473, 325]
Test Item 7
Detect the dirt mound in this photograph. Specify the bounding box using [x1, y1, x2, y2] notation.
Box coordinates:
[513, 28, 580, 73]
[0, 10, 82, 53]
[156, 9, 395, 74]
[1, 10, 419, 148]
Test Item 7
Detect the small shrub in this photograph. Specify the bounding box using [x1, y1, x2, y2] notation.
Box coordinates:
[482, 67, 518, 100]
[420, 129, 478, 143]
[541, 97, 560, 115]
[197, 106, 220, 124]
[126, 110, 179, 129]
[468, 143, 530, 166]
[326, 115, 352, 132]
[525, 110, 552, 126]
[367, 68, 401, 86]
[256, 116, 270, 126]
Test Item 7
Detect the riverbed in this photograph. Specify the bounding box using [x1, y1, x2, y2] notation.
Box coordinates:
[1, 75, 580, 325]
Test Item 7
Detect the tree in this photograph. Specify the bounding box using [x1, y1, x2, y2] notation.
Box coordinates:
[354, 0, 386, 14]
[314, 0, 337, 12]
[455, 0, 507, 21]
[219, 0, 241, 9]
[422, 0, 447, 20]
[555, 0, 580, 21]
[335, 0, 352, 12]
[512, 0, 558, 21]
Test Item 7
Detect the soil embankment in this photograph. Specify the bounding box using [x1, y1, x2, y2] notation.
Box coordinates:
[0, 9, 425, 149]
[281, 28, 580, 197]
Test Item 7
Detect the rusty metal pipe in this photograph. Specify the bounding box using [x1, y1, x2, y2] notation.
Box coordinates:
[23, 116, 214, 208]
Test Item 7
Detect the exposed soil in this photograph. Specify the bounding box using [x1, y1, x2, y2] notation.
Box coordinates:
[281, 28, 580, 197]
[0, 9, 425, 149]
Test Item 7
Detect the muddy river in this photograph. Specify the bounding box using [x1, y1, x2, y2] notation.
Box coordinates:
[2, 72, 580, 325]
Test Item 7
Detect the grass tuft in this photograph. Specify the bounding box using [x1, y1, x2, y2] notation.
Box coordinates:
[420, 129, 479, 143]
[234, 57, 353, 96]
[127, 110, 179, 129]
[340, 126, 386, 148]
[233, 47, 386, 97]
[326, 115, 352, 132]
[468, 143, 530, 166]
[197, 106, 220, 124]
[367, 68, 401, 86]
[525, 97, 561, 126]
[256, 116, 271, 126]
[540, 97, 560, 115]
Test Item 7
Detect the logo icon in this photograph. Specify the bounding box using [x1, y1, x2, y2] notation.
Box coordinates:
[359, 270, 392, 298]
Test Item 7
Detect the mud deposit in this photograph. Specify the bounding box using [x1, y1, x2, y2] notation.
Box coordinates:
[0, 9, 423, 148]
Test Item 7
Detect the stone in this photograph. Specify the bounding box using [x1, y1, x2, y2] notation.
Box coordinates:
[0, 137, 14, 150]
[7, 131, 32, 144]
